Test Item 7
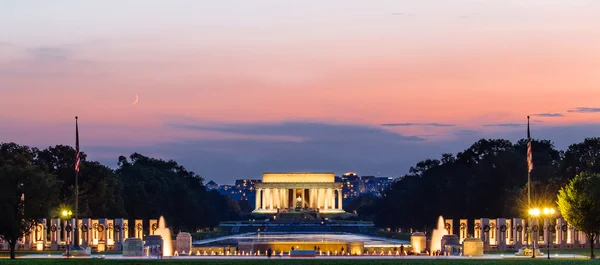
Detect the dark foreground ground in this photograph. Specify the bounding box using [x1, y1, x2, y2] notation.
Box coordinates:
[0, 259, 596, 265]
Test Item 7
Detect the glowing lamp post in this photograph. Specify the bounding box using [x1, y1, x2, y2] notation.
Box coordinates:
[61, 210, 73, 257]
[542, 208, 556, 259]
[528, 208, 540, 258]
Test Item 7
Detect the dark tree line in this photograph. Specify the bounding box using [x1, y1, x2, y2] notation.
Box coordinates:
[0, 142, 243, 257]
[347, 137, 600, 231]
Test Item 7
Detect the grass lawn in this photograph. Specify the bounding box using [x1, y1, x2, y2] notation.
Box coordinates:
[0, 259, 597, 265]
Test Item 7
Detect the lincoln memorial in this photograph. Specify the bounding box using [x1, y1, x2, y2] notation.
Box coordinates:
[253, 172, 345, 214]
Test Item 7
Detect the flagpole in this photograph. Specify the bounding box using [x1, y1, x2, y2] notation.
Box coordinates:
[527, 115, 535, 258]
[74, 116, 79, 248]
[527, 115, 531, 217]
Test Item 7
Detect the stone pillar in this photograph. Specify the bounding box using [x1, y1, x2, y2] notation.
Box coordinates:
[459, 219, 468, 243]
[91, 219, 100, 246]
[481, 218, 490, 249]
[474, 220, 481, 239]
[567, 225, 574, 245]
[75, 219, 83, 246]
[255, 189, 261, 210]
[506, 219, 513, 246]
[316, 188, 321, 209]
[123, 220, 129, 240]
[497, 218, 507, 251]
[134, 219, 143, 239]
[97, 218, 108, 252]
[324, 188, 329, 209]
[50, 218, 61, 250]
[331, 189, 335, 209]
[114, 218, 125, 251]
[149, 219, 158, 235]
[337, 189, 342, 210]
[557, 218, 567, 249]
[264, 188, 268, 209]
[274, 188, 280, 209]
[107, 219, 115, 248]
[283, 189, 288, 209]
[489, 219, 497, 245]
[68, 218, 77, 247]
[278, 188, 283, 209]
[444, 219, 453, 235]
[40, 219, 47, 250]
[301, 188, 305, 208]
[318, 188, 322, 209]
[81, 218, 91, 248]
[513, 218, 524, 249]
[269, 188, 274, 210]
[265, 188, 270, 209]
[320, 188, 326, 209]
[577, 230, 585, 246]
[309, 189, 314, 208]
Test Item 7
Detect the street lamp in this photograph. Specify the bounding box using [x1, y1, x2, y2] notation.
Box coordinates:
[528, 208, 540, 258]
[61, 210, 72, 257]
[543, 207, 556, 259]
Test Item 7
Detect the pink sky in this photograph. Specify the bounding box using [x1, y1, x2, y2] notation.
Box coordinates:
[1, 0, 600, 181]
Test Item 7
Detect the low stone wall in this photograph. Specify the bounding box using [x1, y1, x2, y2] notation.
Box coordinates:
[122, 238, 144, 257]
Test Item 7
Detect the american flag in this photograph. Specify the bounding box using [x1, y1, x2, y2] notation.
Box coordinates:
[75, 116, 80, 172]
[527, 116, 533, 173]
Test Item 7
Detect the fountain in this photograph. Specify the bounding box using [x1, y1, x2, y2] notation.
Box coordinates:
[430, 216, 448, 255]
[155, 216, 173, 256]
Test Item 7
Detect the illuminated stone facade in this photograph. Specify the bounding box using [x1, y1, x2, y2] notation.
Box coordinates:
[253, 172, 344, 214]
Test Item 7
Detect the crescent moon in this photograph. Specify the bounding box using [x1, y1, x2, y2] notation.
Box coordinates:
[132, 94, 139, 105]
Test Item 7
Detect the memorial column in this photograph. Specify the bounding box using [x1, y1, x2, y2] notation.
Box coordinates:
[301, 188, 305, 208]
[269, 188, 274, 210]
[324, 188, 329, 209]
[338, 189, 343, 210]
[285, 188, 288, 209]
[310, 188, 317, 209]
[284, 189, 288, 209]
[255, 189, 261, 210]
[328, 188, 333, 209]
[279, 188, 284, 209]
[275, 188, 280, 209]
[264, 189, 268, 209]
[309, 189, 314, 208]
[319, 188, 324, 209]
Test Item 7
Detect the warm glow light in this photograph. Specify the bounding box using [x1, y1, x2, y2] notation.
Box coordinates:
[543, 208, 555, 216]
[528, 208, 540, 217]
[62, 210, 68, 217]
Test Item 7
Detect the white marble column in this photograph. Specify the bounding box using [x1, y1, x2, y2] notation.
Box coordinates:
[338, 189, 342, 210]
[330, 189, 335, 209]
[320, 188, 325, 209]
[317, 189, 321, 209]
[278, 188, 283, 209]
[255, 189, 261, 210]
[314, 189, 318, 208]
[268, 189, 273, 210]
[264, 189, 269, 210]
[274, 189, 277, 209]
[301, 188, 305, 208]
[283, 189, 287, 209]
[324, 189, 329, 209]
[309, 189, 314, 208]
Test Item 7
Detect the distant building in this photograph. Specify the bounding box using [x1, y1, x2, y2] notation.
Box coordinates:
[213, 179, 262, 202]
[206, 180, 218, 190]
[209, 173, 396, 207]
